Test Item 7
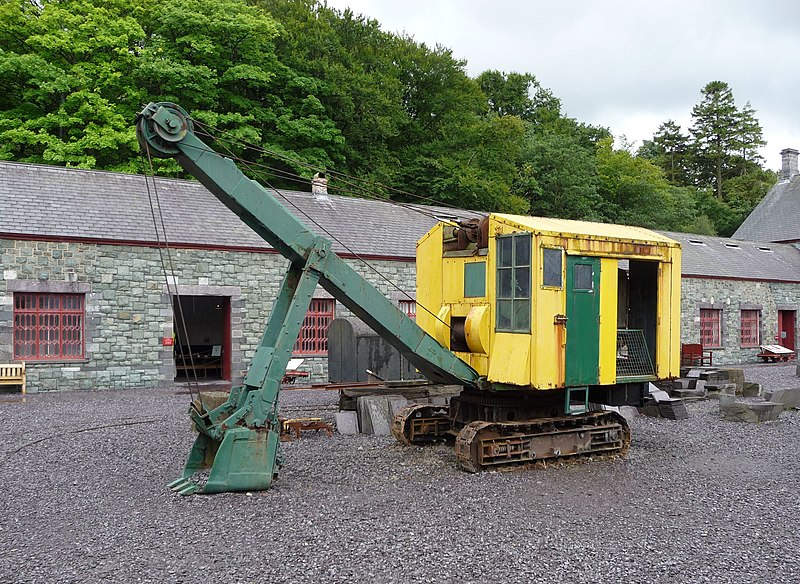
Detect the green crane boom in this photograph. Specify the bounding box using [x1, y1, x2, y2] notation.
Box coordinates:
[136, 102, 480, 494]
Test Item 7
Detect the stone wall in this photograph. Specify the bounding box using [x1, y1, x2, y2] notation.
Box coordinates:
[680, 277, 800, 365]
[0, 237, 416, 392]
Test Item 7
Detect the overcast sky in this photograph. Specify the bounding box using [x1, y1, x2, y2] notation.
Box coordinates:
[325, 0, 798, 170]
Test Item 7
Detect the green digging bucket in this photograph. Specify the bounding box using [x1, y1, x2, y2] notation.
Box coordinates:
[168, 427, 280, 495]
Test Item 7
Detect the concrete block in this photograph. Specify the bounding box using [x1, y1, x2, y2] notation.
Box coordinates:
[719, 399, 784, 423]
[335, 411, 359, 435]
[694, 380, 707, 393]
[763, 388, 800, 409]
[686, 369, 703, 378]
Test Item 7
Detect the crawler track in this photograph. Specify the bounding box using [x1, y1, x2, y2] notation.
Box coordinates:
[454, 411, 630, 472]
[391, 404, 452, 445]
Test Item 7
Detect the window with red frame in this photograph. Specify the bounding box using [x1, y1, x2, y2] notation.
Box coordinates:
[740, 309, 760, 347]
[14, 293, 85, 360]
[399, 299, 416, 319]
[700, 308, 722, 348]
[293, 298, 335, 355]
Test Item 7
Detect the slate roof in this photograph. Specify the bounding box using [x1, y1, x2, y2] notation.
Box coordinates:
[3, 161, 800, 282]
[0, 161, 477, 259]
[661, 231, 800, 283]
[732, 174, 800, 243]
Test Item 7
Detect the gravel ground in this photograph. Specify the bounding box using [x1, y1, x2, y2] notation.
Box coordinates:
[2, 364, 800, 584]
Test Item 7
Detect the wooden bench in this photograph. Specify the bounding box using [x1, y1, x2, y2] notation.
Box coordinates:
[0, 362, 26, 394]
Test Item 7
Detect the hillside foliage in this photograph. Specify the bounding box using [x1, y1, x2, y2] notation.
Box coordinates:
[0, 0, 775, 234]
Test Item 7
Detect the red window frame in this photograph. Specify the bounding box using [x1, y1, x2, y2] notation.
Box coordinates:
[399, 299, 416, 319]
[293, 298, 335, 355]
[740, 309, 760, 347]
[14, 293, 85, 360]
[700, 308, 722, 348]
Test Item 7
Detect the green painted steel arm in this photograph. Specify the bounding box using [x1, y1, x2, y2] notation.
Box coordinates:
[136, 102, 480, 388]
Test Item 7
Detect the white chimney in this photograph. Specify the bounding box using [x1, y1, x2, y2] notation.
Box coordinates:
[312, 172, 328, 195]
[780, 148, 798, 180]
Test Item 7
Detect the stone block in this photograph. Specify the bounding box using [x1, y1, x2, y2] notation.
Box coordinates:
[740, 382, 761, 398]
[364, 396, 392, 436]
[357, 395, 390, 435]
[335, 411, 359, 435]
[699, 369, 725, 381]
[648, 383, 672, 403]
[762, 388, 800, 409]
[719, 399, 784, 423]
[686, 368, 703, 378]
[694, 380, 707, 393]
[705, 383, 737, 395]
[672, 388, 706, 399]
[723, 368, 745, 386]
[386, 395, 409, 418]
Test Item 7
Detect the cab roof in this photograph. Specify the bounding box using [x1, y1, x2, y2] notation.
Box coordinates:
[492, 213, 680, 247]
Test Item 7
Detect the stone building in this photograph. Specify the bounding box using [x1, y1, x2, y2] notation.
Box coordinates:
[2, 156, 800, 391]
[664, 231, 800, 365]
[0, 161, 434, 391]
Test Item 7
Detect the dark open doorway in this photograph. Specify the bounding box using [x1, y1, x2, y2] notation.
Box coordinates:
[173, 295, 231, 381]
[616, 259, 659, 379]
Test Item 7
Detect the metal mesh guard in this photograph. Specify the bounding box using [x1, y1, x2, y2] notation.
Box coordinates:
[616, 329, 655, 378]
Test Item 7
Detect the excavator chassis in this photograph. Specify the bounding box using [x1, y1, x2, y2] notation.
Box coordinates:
[393, 404, 631, 473]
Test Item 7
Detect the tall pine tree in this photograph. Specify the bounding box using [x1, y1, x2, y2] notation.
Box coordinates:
[689, 81, 740, 199]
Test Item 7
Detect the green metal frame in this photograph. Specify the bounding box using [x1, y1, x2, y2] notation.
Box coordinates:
[137, 102, 480, 494]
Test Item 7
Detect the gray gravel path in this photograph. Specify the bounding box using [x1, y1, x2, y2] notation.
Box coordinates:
[2, 364, 799, 584]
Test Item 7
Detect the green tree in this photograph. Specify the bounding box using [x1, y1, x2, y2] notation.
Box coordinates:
[476, 70, 538, 119]
[515, 116, 605, 221]
[734, 101, 766, 172]
[639, 120, 689, 185]
[689, 81, 741, 199]
[596, 137, 697, 231]
[0, 0, 146, 169]
[252, 0, 406, 188]
[138, 0, 345, 181]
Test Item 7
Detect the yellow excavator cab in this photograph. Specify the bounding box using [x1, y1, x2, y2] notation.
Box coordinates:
[416, 213, 681, 391]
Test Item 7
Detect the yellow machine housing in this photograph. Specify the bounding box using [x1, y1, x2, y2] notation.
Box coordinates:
[416, 214, 681, 391]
